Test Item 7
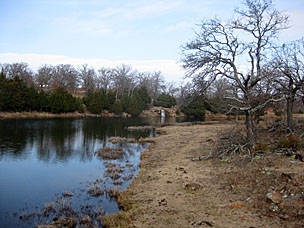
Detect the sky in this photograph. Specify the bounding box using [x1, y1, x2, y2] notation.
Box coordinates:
[0, 0, 303, 82]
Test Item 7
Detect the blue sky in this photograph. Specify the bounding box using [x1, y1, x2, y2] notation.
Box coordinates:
[0, 0, 303, 81]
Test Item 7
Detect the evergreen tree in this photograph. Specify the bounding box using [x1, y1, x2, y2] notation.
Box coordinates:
[48, 87, 78, 113]
[126, 94, 145, 116]
[9, 76, 28, 111]
[37, 90, 49, 112]
[181, 96, 207, 120]
[156, 93, 176, 108]
[110, 100, 123, 114]
[87, 91, 104, 114]
[0, 71, 7, 111]
[135, 86, 151, 109]
[121, 93, 131, 112]
[76, 98, 85, 113]
[25, 85, 39, 111]
[106, 90, 116, 109]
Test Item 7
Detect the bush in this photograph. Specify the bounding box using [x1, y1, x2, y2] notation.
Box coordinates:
[254, 141, 269, 153]
[276, 134, 301, 151]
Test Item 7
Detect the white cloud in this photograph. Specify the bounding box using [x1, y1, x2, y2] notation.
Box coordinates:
[0, 53, 185, 82]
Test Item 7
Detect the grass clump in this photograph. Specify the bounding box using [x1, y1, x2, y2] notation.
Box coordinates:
[276, 134, 302, 151]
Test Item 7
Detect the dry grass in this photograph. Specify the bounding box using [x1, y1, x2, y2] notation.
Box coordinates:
[0, 111, 85, 119]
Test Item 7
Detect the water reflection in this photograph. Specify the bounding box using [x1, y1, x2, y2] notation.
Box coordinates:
[0, 118, 152, 162]
[0, 117, 184, 228]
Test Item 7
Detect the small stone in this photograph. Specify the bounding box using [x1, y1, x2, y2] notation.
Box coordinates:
[184, 183, 201, 191]
[266, 191, 282, 204]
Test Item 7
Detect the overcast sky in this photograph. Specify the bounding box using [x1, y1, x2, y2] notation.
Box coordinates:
[0, 0, 303, 82]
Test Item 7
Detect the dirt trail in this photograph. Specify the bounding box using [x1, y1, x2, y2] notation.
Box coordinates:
[104, 123, 304, 228]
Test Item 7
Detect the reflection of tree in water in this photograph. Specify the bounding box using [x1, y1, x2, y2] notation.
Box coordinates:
[36, 119, 79, 162]
[0, 117, 153, 162]
[0, 119, 28, 159]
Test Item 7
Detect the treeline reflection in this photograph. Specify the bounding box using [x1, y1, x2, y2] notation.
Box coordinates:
[0, 118, 151, 162]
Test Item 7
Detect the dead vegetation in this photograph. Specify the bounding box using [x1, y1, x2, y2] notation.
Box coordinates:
[96, 147, 125, 160]
[217, 158, 304, 227]
[206, 119, 304, 227]
[101, 121, 304, 228]
[108, 137, 137, 144]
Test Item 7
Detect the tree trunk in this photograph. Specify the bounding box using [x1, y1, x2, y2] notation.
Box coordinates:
[286, 93, 295, 132]
[245, 111, 255, 150]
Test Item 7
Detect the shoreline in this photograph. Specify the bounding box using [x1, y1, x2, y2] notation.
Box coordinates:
[102, 122, 303, 228]
[0, 111, 132, 120]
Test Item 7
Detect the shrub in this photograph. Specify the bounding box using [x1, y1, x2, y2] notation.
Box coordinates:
[254, 141, 269, 153]
[276, 134, 301, 151]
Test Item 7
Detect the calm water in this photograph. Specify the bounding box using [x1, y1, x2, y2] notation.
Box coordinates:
[0, 117, 172, 228]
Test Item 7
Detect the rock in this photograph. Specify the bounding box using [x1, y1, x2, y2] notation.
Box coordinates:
[158, 198, 167, 206]
[184, 183, 201, 191]
[266, 190, 283, 204]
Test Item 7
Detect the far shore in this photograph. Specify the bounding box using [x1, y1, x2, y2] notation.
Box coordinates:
[0, 111, 132, 120]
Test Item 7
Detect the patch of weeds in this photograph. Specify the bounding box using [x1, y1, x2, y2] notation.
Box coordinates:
[220, 157, 230, 163]
[253, 155, 261, 160]
[254, 141, 269, 153]
[102, 212, 135, 228]
[276, 134, 301, 151]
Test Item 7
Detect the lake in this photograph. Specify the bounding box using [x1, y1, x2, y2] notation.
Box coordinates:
[0, 117, 179, 228]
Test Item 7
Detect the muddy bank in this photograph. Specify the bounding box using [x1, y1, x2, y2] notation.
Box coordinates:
[103, 122, 304, 228]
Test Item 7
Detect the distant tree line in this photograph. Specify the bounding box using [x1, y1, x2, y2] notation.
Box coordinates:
[0, 72, 83, 113]
[0, 63, 179, 115]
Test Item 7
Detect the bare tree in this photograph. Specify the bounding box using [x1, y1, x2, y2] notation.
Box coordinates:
[52, 64, 79, 91]
[165, 81, 179, 97]
[96, 67, 113, 92]
[151, 71, 165, 105]
[112, 64, 137, 99]
[273, 39, 304, 131]
[181, 0, 288, 148]
[207, 78, 234, 113]
[0, 62, 34, 85]
[36, 64, 54, 89]
[78, 64, 96, 90]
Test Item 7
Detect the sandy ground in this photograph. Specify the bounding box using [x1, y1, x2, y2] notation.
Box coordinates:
[103, 122, 304, 228]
